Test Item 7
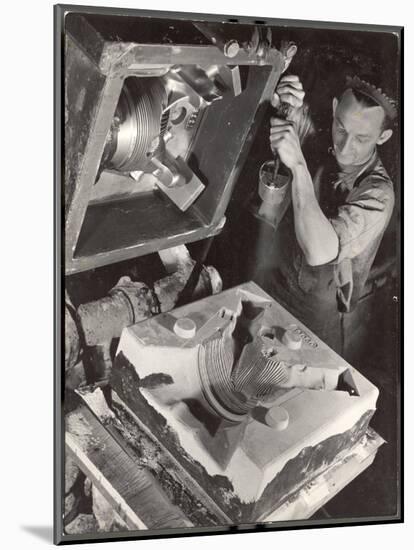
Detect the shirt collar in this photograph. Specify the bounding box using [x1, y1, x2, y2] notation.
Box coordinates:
[332, 149, 378, 192]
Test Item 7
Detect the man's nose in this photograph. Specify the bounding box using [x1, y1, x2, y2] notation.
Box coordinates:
[339, 135, 353, 155]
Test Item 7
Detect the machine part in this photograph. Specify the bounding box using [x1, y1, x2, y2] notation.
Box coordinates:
[264, 405, 290, 431]
[193, 22, 241, 59]
[102, 77, 167, 173]
[174, 318, 197, 339]
[162, 73, 204, 156]
[194, 22, 278, 65]
[198, 313, 248, 422]
[113, 282, 378, 510]
[124, 288, 356, 424]
[103, 70, 206, 183]
[64, 14, 284, 273]
[171, 65, 223, 105]
[153, 263, 220, 314]
[203, 293, 360, 418]
[231, 336, 290, 403]
[158, 244, 193, 273]
[102, 72, 208, 211]
[165, 75, 203, 112]
[223, 40, 241, 59]
[217, 65, 242, 97]
[151, 151, 205, 211]
[66, 262, 222, 370]
[200, 64, 243, 98]
[282, 328, 302, 350]
[158, 245, 192, 274]
[185, 110, 200, 130]
[287, 324, 319, 348]
[159, 109, 170, 135]
[276, 363, 342, 392]
[77, 278, 157, 347]
[150, 142, 195, 189]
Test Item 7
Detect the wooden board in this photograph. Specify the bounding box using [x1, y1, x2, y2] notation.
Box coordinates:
[65, 403, 192, 531]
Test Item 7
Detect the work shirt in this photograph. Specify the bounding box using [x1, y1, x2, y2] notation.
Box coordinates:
[253, 149, 395, 351]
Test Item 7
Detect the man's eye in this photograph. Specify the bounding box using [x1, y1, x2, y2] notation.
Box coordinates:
[334, 121, 344, 131]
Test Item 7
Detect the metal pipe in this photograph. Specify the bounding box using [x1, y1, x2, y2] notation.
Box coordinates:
[65, 264, 222, 376]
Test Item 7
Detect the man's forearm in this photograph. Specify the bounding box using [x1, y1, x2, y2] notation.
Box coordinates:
[290, 163, 339, 266]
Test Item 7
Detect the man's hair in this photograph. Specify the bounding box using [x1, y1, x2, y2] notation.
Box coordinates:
[346, 88, 393, 132]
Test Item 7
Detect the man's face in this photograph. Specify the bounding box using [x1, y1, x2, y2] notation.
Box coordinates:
[331, 89, 391, 167]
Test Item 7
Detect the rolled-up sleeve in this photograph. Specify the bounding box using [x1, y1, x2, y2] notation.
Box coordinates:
[329, 176, 395, 264]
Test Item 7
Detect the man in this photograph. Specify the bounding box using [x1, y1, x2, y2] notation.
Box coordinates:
[260, 74, 396, 354]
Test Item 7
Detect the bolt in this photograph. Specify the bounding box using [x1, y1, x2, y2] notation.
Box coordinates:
[224, 40, 240, 58]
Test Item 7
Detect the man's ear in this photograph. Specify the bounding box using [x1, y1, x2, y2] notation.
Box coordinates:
[332, 97, 338, 115]
[377, 128, 393, 145]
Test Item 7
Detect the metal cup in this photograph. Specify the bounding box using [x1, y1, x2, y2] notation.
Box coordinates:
[258, 160, 291, 226]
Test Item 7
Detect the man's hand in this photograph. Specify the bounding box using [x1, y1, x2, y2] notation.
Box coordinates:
[271, 75, 305, 110]
[269, 118, 305, 170]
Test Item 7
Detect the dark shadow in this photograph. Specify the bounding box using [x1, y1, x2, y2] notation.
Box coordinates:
[183, 397, 221, 436]
[156, 312, 179, 333]
[20, 525, 53, 543]
[273, 325, 286, 343]
[250, 405, 268, 426]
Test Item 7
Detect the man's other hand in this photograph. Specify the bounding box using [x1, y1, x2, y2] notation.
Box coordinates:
[271, 75, 305, 110]
[270, 119, 305, 170]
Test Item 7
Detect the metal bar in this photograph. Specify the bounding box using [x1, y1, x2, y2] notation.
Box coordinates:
[108, 44, 282, 74]
[66, 217, 225, 274]
[65, 72, 125, 268]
